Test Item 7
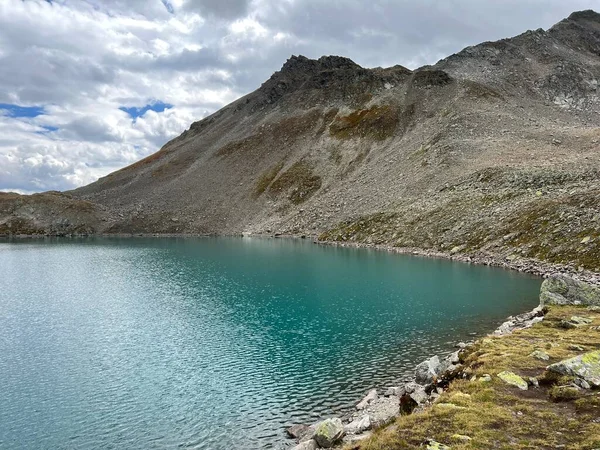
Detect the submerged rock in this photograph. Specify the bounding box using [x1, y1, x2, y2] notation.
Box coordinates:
[313, 418, 344, 448]
[547, 350, 600, 387]
[497, 371, 528, 390]
[540, 275, 600, 307]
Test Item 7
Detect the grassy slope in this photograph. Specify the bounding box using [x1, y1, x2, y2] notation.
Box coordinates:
[348, 305, 600, 450]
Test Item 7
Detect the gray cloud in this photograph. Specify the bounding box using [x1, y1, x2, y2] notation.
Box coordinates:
[0, 0, 599, 193]
[183, 0, 250, 19]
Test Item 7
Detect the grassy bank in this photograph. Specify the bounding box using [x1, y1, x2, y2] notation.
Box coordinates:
[347, 305, 600, 449]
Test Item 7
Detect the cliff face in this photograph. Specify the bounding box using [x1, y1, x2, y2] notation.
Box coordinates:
[1, 11, 600, 270]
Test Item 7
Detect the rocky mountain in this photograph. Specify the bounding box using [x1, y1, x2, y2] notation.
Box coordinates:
[2, 10, 599, 272]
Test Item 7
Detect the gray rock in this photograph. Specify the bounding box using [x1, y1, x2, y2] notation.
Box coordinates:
[313, 418, 344, 448]
[384, 386, 402, 397]
[415, 355, 442, 385]
[540, 275, 600, 307]
[292, 440, 318, 450]
[358, 396, 400, 427]
[286, 424, 315, 442]
[568, 344, 586, 351]
[547, 350, 600, 387]
[344, 415, 371, 434]
[529, 350, 550, 361]
[356, 388, 378, 410]
[570, 316, 593, 325]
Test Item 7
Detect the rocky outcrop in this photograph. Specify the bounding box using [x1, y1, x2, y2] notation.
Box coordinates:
[547, 350, 600, 387]
[540, 275, 600, 306]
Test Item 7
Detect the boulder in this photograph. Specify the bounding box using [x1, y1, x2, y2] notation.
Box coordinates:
[540, 275, 600, 307]
[356, 388, 378, 410]
[547, 350, 600, 387]
[415, 355, 442, 385]
[313, 418, 344, 448]
[399, 383, 428, 414]
[497, 371, 528, 390]
[292, 440, 318, 450]
[344, 415, 371, 434]
[364, 396, 400, 427]
[286, 424, 315, 442]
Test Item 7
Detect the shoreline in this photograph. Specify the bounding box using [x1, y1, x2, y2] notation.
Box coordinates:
[4, 231, 598, 285]
[291, 275, 600, 449]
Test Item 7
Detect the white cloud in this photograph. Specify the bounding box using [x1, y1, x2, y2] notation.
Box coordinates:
[0, 0, 598, 192]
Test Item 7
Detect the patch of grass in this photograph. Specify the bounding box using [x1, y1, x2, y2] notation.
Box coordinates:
[269, 161, 322, 204]
[254, 162, 284, 197]
[329, 105, 399, 141]
[347, 305, 600, 450]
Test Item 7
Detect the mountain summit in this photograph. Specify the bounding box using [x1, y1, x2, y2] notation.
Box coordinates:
[1, 11, 599, 272]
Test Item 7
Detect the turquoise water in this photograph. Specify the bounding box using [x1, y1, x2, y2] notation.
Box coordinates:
[0, 237, 541, 449]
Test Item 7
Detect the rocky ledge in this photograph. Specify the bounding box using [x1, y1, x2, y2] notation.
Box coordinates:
[285, 274, 600, 449]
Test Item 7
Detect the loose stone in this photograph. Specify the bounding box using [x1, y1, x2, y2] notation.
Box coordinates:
[498, 371, 529, 390]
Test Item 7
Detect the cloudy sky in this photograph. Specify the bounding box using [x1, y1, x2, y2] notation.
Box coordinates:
[0, 0, 597, 193]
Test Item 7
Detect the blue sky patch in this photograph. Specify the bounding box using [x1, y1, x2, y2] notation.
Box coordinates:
[36, 125, 59, 134]
[0, 103, 45, 118]
[119, 101, 173, 120]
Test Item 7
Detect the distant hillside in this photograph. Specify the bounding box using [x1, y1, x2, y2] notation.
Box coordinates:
[2, 10, 599, 273]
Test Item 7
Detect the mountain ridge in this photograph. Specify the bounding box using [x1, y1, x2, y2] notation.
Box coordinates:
[1, 10, 599, 275]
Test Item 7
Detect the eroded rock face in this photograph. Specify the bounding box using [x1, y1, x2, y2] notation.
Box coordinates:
[540, 275, 600, 307]
[313, 418, 344, 448]
[547, 350, 600, 387]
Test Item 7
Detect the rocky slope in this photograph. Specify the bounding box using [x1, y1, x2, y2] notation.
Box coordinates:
[1, 11, 599, 272]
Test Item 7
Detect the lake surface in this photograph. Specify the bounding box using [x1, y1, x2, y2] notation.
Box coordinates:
[0, 237, 541, 449]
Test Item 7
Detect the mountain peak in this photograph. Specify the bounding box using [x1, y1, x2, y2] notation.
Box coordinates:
[278, 55, 361, 75]
[568, 10, 600, 23]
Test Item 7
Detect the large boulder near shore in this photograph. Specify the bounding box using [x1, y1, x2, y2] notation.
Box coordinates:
[540, 275, 600, 307]
[313, 418, 344, 448]
[547, 350, 600, 387]
[415, 355, 443, 385]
